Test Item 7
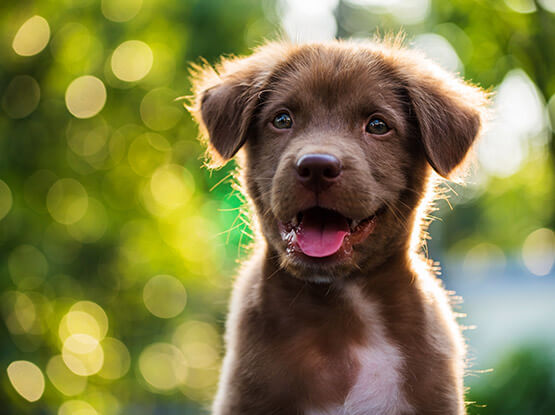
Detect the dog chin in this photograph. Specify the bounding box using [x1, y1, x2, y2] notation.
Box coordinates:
[277, 247, 360, 283]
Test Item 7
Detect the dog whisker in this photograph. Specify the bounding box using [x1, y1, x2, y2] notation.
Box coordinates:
[209, 171, 235, 192]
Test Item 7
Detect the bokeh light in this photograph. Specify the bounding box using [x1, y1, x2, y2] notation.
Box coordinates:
[479, 69, 548, 178]
[8, 245, 48, 289]
[280, 0, 338, 42]
[7, 360, 45, 402]
[46, 355, 88, 396]
[67, 197, 108, 243]
[140, 43, 176, 86]
[128, 133, 171, 177]
[47, 178, 89, 225]
[58, 301, 109, 343]
[139, 88, 182, 131]
[2, 291, 50, 340]
[59, 311, 101, 341]
[98, 337, 131, 380]
[111, 40, 153, 82]
[504, 0, 537, 13]
[58, 400, 98, 415]
[2, 291, 36, 334]
[23, 170, 57, 212]
[65, 76, 107, 119]
[463, 242, 506, 277]
[62, 334, 105, 376]
[522, 228, 555, 276]
[412, 33, 463, 74]
[539, 0, 555, 12]
[173, 321, 220, 353]
[12, 15, 50, 56]
[138, 343, 188, 391]
[101, 0, 143, 22]
[143, 274, 187, 318]
[43, 222, 82, 264]
[66, 118, 109, 158]
[51, 23, 104, 74]
[0, 179, 13, 220]
[1, 75, 41, 119]
[344, 0, 431, 25]
[149, 164, 195, 211]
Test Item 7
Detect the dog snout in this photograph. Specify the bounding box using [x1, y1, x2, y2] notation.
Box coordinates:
[295, 153, 342, 192]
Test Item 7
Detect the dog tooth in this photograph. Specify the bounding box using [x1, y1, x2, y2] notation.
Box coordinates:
[290, 230, 297, 243]
[291, 216, 298, 227]
[351, 219, 360, 229]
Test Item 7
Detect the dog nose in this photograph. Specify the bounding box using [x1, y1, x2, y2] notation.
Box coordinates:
[296, 153, 342, 192]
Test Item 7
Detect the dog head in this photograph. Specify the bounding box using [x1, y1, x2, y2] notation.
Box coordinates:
[190, 40, 488, 282]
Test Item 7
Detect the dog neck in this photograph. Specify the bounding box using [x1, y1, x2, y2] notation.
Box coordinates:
[261, 242, 416, 298]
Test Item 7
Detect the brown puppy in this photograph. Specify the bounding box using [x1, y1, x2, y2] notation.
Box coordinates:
[190, 40, 488, 415]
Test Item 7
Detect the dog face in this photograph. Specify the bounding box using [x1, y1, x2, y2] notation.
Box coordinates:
[191, 41, 487, 282]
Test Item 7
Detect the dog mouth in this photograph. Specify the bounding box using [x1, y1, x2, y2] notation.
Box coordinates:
[278, 207, 380, 259]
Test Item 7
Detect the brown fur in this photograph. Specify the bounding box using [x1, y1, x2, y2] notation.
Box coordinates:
[189, 39, 489, 415]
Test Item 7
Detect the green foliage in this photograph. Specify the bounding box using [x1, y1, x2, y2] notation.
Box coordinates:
[0, 0, 271, 413]
[468, 345, 555, 415]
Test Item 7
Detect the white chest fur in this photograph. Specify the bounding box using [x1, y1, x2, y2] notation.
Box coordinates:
[305, 286, 413, 415]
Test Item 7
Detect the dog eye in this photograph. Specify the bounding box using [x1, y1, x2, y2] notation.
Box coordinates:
[365, 118, 390, 135]
[272, 112, 293, 129]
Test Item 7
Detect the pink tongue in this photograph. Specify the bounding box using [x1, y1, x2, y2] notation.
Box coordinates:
[296, 208, 350, 257]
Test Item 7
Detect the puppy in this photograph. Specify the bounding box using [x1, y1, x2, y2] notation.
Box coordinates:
[190, 40, 488, 415]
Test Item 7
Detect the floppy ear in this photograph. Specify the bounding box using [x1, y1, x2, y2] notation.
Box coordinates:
[198, 82, 253, 161]
[403, 57, 489, 178]
[189, 43, 288, 166]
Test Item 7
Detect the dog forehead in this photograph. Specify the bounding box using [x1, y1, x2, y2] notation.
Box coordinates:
[265, 46, 403, 113]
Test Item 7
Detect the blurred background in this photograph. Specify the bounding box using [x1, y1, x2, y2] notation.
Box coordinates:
[1, 0, 554, 413]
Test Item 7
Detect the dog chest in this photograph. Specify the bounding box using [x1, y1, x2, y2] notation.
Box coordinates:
[305, 336, 412, 415]
[304, 288, 413, 415]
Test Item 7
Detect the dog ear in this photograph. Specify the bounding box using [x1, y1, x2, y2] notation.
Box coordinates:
[189, 44, 287, 166]
[403, 57, 489, 178]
